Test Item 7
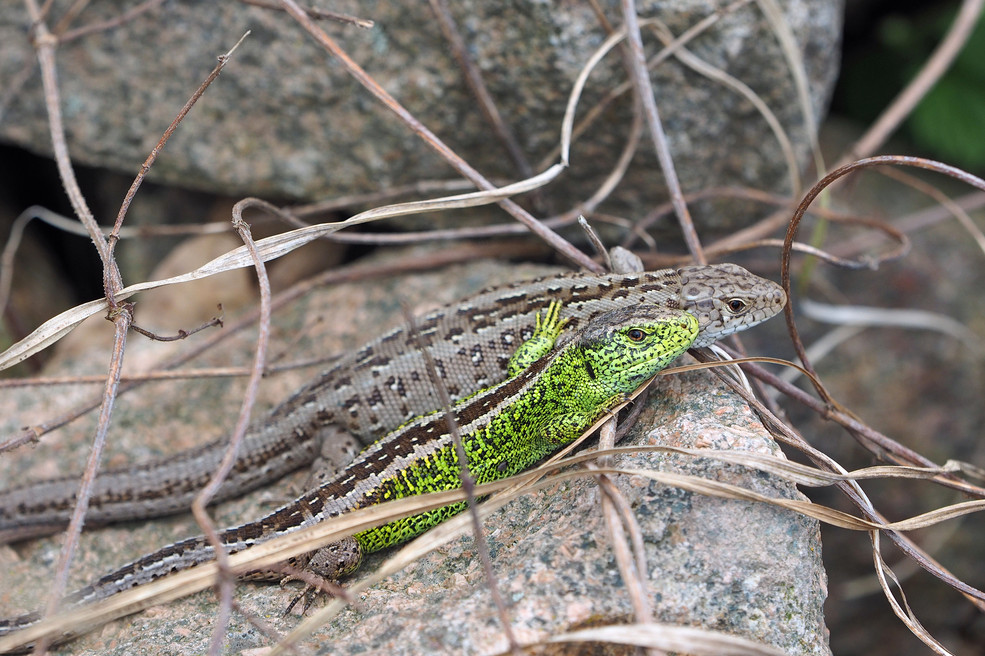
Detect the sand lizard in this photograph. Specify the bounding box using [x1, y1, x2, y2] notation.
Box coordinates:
[0, 264, 784, 544]
[0, 263, 785, 651]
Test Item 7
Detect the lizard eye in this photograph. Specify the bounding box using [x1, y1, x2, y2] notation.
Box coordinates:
[725, 298, 747, 314]
[627, 328, 646, 342]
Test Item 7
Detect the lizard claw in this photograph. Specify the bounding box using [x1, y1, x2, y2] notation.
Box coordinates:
[281, 582, 316, 616]
[278, 568, 349, 615]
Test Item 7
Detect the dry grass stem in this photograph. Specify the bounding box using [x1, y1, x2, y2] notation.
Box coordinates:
[277, 0, 598, 271]
[620, 0, 703, 263]
[3, 2, 983, 653]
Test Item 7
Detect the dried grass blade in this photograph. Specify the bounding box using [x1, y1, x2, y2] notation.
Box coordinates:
[0, 165, 562, 371]
[542, 623, 787, 655]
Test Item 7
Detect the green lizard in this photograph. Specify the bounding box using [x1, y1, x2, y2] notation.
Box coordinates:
[339, 301, 696, 572]
[0, 301, 698, 649]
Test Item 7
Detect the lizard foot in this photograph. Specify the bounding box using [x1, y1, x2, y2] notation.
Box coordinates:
[278, 571, 347, 616]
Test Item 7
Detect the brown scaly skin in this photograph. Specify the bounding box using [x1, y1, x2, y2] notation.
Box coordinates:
[0, 264, 784, 543]
[0, 302, 703, 650]
[0, 265, 786, 653]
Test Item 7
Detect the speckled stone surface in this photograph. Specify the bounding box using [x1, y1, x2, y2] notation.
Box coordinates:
[302, 370, 830, 656]
[0, 1, 842, 225]
[0, 258, 828, 655]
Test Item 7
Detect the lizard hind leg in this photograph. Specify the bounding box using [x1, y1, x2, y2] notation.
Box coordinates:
[304, 536, 363, 579]
[279, 536, 363, 614]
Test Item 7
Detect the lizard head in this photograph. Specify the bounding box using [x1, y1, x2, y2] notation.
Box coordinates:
[576, 307, 699, 396]
[677, 263, 786, 347]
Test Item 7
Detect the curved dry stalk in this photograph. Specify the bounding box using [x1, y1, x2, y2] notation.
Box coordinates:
[828, 190, 985, 260]
[755, 0, 825, 180]
[798, 299, 984, 359]
[646, 21, 801, 196]
[0, 210, 34, 319]
[878, 166, 985, 258]
[841, 517, 965, 600]
[190, 201, 274, 656]
[543, 0, 754, 172]
[0, 168, 563, 372]
[867, 531, 953, 655]
[781, 156, 985, 405]
[559, 20, 634, 166]
[7, 205, 236, 240]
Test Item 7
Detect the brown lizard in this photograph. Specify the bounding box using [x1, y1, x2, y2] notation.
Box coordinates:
[0, 264, 785, 544]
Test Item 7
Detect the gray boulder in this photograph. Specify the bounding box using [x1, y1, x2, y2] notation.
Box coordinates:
[0, 258, 828, 654]
[0, 2, 842, 226]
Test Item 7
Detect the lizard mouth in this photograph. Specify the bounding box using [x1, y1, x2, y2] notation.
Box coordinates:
[619, 350, 687, 385]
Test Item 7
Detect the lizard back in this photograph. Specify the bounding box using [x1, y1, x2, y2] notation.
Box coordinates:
[0, 265, 784, 542]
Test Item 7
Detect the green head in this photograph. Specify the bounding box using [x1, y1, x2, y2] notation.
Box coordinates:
[575, 306, 699, 397]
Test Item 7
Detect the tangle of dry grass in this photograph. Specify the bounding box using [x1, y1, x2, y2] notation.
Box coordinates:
[0, 2, 983, 655]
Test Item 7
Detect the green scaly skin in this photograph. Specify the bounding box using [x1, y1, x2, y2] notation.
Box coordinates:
[0, 303, 698, 649]
[0, 264, 786, 549]
[347, 301, 697, 561]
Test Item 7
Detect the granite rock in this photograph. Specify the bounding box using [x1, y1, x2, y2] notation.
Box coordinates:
[0, 1, 843, 228]
[0, 257, 828, 654]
